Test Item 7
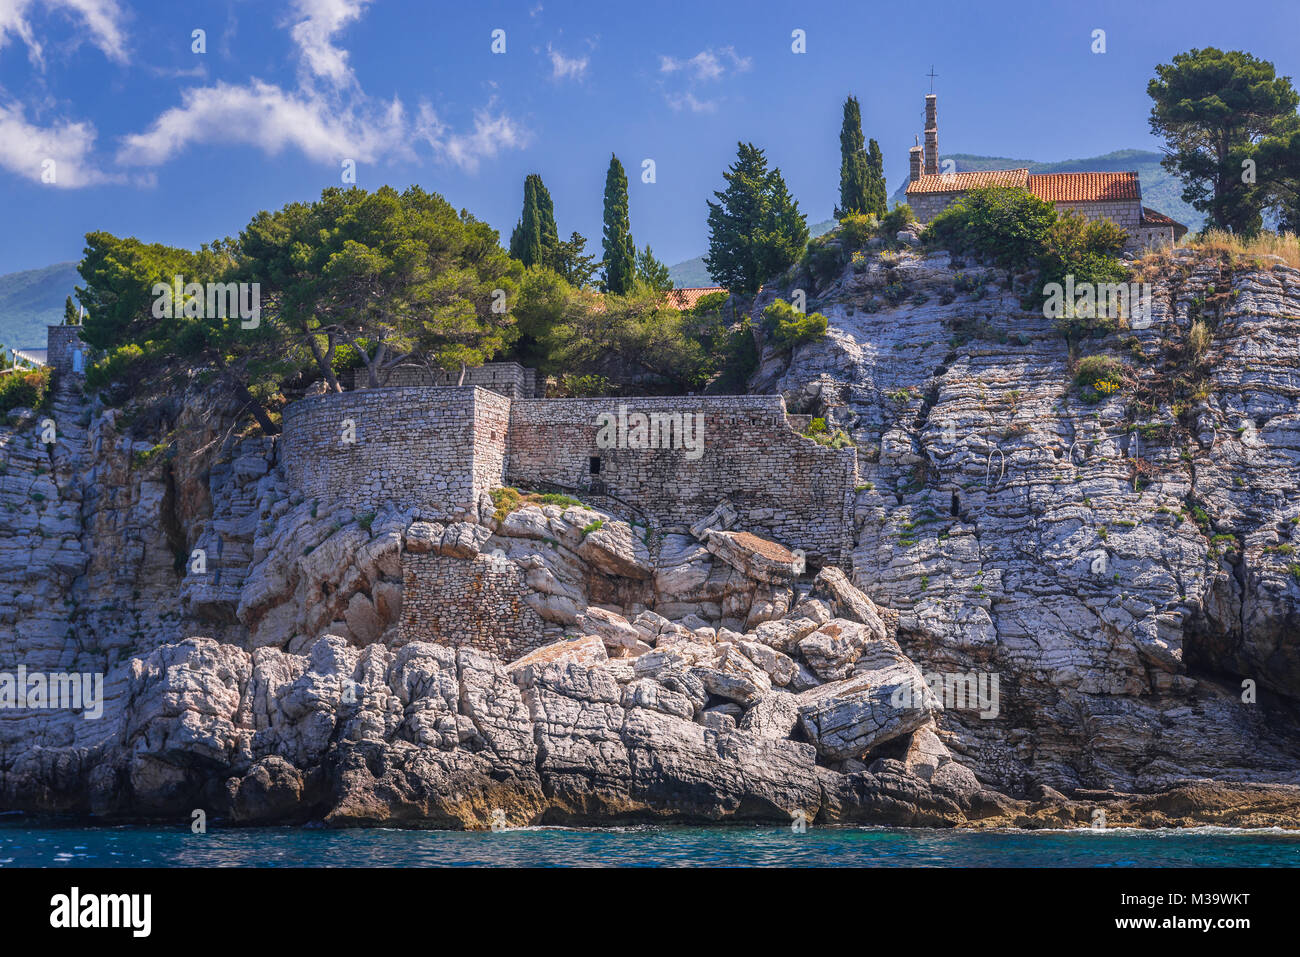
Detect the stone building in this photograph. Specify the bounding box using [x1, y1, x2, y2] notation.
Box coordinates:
[280, 386, 859, 565]
[10, 324, 86, 381]
[903, 93, 1187, 250]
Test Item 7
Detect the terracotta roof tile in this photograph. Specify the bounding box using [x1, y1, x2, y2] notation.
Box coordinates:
[666, 286, 727, 310]
[1140, 206, 1183, 227]
[1028, 171, 1140, 203]
[905, 169, 1029, 194]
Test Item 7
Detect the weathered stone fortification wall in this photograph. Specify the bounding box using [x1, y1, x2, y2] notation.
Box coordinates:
[282, 390, 858, 561]
[400, 552, 548, 658]
[507, 396, 858, 563]
[345, 362, 541, 398]
[280, 387, 508, 519]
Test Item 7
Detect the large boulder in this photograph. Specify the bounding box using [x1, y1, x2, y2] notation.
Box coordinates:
[704, 529, 800, 584]
[577, 521, 653, 579]
[795, 660, 939, 761]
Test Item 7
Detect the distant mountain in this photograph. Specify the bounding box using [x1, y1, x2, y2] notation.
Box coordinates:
[888, 149, 1203, 230]
[0, 262, 79, 352]
[668, 219, 838, 288]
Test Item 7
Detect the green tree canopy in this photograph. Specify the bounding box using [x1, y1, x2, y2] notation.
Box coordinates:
[866, 138, 887, 216]
[601, 154, 637, 295]
[1148, 48, 1300, 234]
[240, 185, 522, 389]
[636, 244, 673, 294]
[836, 95, 871, 218]
[552, 230, 600, 288]
[705, 142, 809, 296]
[509, 173, 559, 268]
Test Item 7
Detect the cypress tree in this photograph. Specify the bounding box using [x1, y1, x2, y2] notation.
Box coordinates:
[601, 154, 636, 295]
[867, 138, 887, 215]
[509, 174, 559, 268]
[835, 96, 871, 218]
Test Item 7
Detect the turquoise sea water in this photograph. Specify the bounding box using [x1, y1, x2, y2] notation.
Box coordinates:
[1, 822, 1299, 867]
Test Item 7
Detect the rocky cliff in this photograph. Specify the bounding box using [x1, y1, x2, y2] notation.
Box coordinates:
[2, 244, 1299, 829]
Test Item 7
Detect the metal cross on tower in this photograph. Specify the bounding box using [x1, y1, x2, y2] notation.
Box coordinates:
[926, 66, 938, 92]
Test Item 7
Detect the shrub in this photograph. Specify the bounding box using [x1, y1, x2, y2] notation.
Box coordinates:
[554, 373, 614, 398]
[580, 519, 604, 537]
[690, 291, 730, 315]
[1038, 211, 1130, 341]
[1188, 320, 1212, 362]
[1074, 355, 1125, 395]
[84, 343, 142, 392]
[836, 212, 877, 250]
[879, 204, 917, 236]
[762, 299, 829, 352]
[924, 187, 1056, 271]
[801, 236, 845, 288]
[0, 367, 52, 415]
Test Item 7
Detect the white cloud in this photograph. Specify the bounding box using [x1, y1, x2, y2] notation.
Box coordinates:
[666, 92, 717, 114]
[547, 43, 587, 81]
[286, 0, 372, 87]
[117, 80, 408, 166]
[0, 0, 128, 66]
[416, 102, 530, 172]
[659, 45, 749, 82]
[0, 99, 116, 186]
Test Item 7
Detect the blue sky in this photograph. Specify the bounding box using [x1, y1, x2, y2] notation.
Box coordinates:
[1, 0, 1298, 277]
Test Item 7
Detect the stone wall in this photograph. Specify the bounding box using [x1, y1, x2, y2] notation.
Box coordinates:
[281, 390, 859, 562]
[399, 552, 548, 658]
[1054, 199, 1143, 231]
[280, 387, 508, 519]
[431, 362, 541, 399]
[909, 192, 964, 224]
[344, 362, 541, 398]
[46, 325, 85, 381]
[506, 396, 858, 563]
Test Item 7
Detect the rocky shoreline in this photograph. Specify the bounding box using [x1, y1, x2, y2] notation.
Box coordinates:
[3, 247, 1300, 830]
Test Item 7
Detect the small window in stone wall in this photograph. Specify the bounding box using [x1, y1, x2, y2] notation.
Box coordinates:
[590, 456, 601, 475]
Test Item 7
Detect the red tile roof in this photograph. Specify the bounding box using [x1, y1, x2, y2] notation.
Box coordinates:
[905, 169, 1029, 194]
[666, 286, 727, 310]
[1028, 171, 1140, 203]
[1140, 206, 1181, 227]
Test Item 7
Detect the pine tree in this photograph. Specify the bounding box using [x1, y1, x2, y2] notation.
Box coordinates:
[553, 231, 600, 288]
[835, 96, 871, 218]
[636, 244, 672, 293]
[601, 154, 637, 294]
[508, 174, 559, 268]
[866, 138, 887, 215]
[63, 295, 79, 325]
[705, 142, 809, 296]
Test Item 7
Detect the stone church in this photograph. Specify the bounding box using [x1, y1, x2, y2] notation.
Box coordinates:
[904, 93, 1187, 250]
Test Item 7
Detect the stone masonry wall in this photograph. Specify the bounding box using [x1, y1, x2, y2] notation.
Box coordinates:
[400, 552, 548, 658]
[46, 325, 85, 381]
[1054, 199, 1143, 231]
[282, 390, 859, 562]
[280, 387, 507, 520]
[344, 362, 541, 398]
[506, 396, 858, 563]
[908, 192, 963, 225]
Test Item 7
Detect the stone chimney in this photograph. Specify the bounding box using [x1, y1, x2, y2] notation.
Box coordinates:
[909, 137, 923, 183]
[924, 94, 938, 176]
